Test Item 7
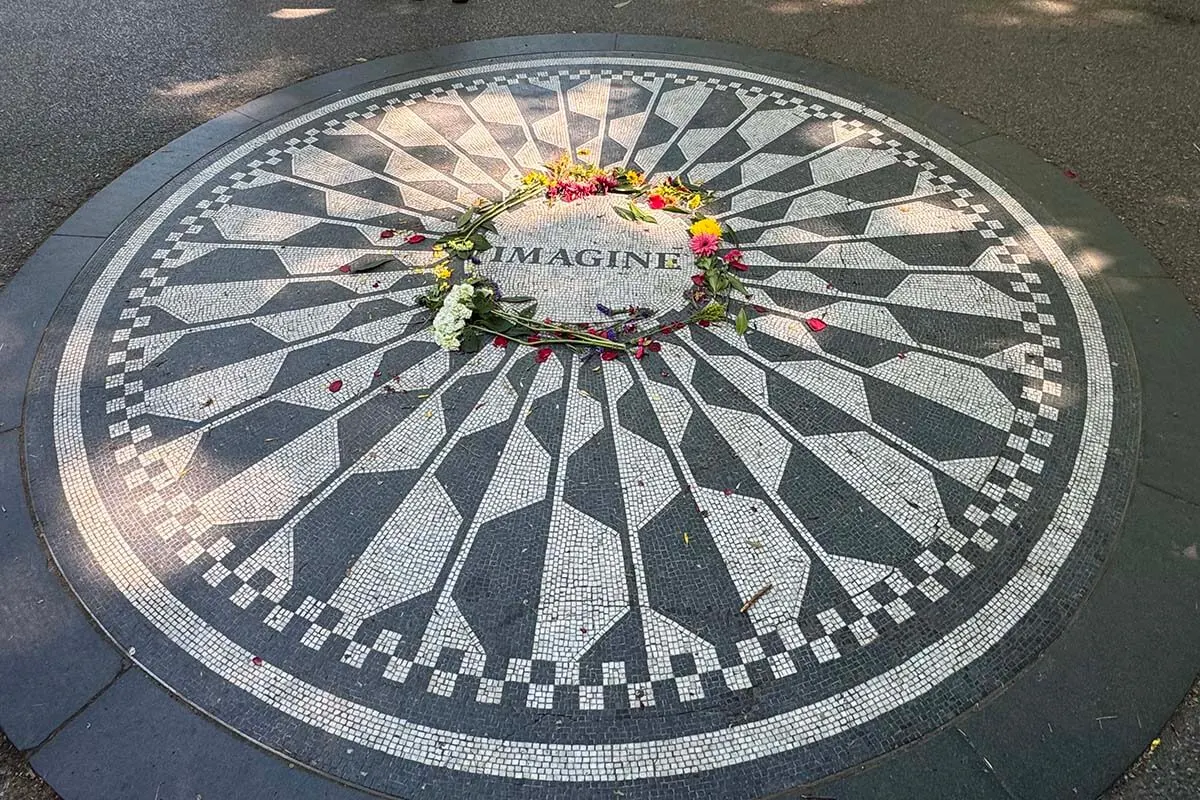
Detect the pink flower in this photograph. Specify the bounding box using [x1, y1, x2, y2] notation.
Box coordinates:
[689, 233, 720, 256]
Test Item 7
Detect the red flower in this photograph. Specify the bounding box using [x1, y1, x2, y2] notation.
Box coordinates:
[493, 335, 509, 348]
[691, 274, 705, 285]
[379, 229, 396, 239]
[647, 195, 667, 210]
[337, 264, 351, 273]
[635, 344, 646, 360]
[722, 249, 743, 263]
[535, 347, 553, 363]
[328, 379, 344, 392]
[601, 350, 619, 361]
[647, 341, 662, 352]
[805, 318, 827, 332]
[405, 233, 426, 244]
[728, 261, 749, 272]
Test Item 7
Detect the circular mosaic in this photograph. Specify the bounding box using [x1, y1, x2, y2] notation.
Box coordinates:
[27, 53, 1131, 798]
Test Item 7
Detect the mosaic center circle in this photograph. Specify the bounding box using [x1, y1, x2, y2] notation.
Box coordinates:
[476, 194, 694, 322]
[25, 52, 1128, 798]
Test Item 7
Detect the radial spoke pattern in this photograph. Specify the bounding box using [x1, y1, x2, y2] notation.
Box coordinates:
[33, 56, 1121, 799]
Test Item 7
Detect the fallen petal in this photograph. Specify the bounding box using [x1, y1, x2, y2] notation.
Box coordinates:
[337, 264, 351, 273]
[805, 318, 827, 332]
[251, 656, 264, 666]
[493, 335, 509, 348]
[405, 233, 426, 244]
[601, 350, 619, 361]
[379, 229, 396, 239]
[535, 347, 553, 363]
[328, 379, 344, 392]
[647, 340, 662, 352]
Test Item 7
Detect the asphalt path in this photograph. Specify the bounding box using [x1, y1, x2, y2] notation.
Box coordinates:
[0, 1, 1197, 797]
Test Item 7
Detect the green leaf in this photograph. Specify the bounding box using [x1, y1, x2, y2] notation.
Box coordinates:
[614, 206, 635, 221]
[735, 308, 749, 336]
[460, 327, 481, 353]
[470, 233, 492, 253]
[498, 295, 536, 303]
[723, 224, 740, 247]
[490, 317, 515, 333]
[456, 209, 475, 228]
[727, 273, 749, 297]
[478, 219, 497, 233]
[518, 303, 538, 319]
[346, 255, 395, 273]
[662, 206, 689, 214]
[706, 271, 719, 295]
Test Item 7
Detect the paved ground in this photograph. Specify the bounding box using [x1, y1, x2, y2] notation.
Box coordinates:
[0, 1, 1197, 797]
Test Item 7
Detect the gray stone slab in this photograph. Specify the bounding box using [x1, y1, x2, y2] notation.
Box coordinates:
[54, 110, 261, 240]
[31, 669, 372, 800]
[966, 134, 1164, 279]
[793, 724, 1013, 800]
[0, 234, 102, 433]
[1107, 276, 1200, 505]
[0, 430, 123, 750]
[956, 482, 1200, 800]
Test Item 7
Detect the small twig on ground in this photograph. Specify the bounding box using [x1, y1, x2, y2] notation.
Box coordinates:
[740, 584, 772, 613]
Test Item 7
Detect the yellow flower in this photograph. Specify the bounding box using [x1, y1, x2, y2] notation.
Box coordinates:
[624, 170, 645, 186]
[689, 217, 723, 238]
[687, 194, 703, 210]
[433, 264, 452, 281]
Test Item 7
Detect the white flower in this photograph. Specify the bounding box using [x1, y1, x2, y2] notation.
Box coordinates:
[432, 283, 479, 351]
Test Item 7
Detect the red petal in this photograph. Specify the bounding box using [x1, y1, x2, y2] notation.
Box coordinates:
[729, 261, 748, 271]
[698, 319, 711, 327]
[379, 229, 396, 239]
[897, 351, 908, 360]
[647, 341, 662, 352]
[691, 274, 705, 285]
[635, 345, 646, 360]
[338, 265, 351, 273]
[405, 233, 426, 244]
[601, 350, 619, 361]
[251, 656, 264, 666]
[723, 489, 732, 496]
[751, 304, 767, 313]
[493, 335, 509, 348]
[372, 282, 380, 288]
[527, 334, 540, 344]
[535, 347, 553, 363]
[328, 379, 344, 392]
[805, 318, 827, 332]
[373, 370, 381, 377]
[1063, 168, 1079, 180]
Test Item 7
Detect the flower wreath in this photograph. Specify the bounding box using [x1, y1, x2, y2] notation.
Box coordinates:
[368, 154, 754, 362]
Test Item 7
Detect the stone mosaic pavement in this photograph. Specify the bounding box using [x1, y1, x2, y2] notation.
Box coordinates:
[1, 32, 1198, 800]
